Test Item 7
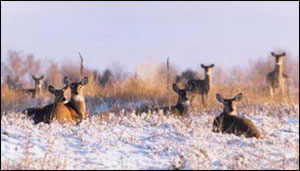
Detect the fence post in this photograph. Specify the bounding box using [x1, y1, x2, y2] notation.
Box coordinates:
[167, 57, 170, 108]
[79, 52, 84, 79]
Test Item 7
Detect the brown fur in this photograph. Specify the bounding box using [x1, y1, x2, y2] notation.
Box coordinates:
[64, 76, 89, 122]
[23, 85, 80, 124]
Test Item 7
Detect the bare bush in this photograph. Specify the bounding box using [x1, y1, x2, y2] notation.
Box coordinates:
[61, 61, 81, 82]
[44, 60, 63, 88]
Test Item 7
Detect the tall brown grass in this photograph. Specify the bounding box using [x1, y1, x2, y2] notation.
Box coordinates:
[1, 51, 299, 114]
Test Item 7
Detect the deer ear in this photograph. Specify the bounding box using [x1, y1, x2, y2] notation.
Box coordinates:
[80, 76, 89, 85]
[173, 83, 180, 92]
[201, 64, 205, 68]
[234, 93, 243, 102]
[216, 94, 224, 103]
[271, 52, 275, 57]
[48, 85, 56, 94]
[39, 75, 44, 80]
[63, 76, 71, 86]
[62, 85, 69, 91]
[210, 64, 215, 68]
[281, 52, 286, 57]
[32, 75, 37, 81]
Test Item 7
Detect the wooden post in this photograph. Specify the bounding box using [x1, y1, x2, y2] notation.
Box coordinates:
[79, 52, 84, 78]
[167, 57, 170, 107]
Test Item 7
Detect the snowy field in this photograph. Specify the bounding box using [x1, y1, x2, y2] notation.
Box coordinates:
[1, 104, 299, 170]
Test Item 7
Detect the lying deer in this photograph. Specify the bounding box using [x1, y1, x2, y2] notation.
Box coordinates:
[23, 83, 85, 124]
[63, 76, 89, 121]
[136, 83, 193, 117]
[212, 93, 263, 139]
[23, 85, 70, 124]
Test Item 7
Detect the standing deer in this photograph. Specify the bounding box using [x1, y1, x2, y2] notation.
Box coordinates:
[266, 52, 289, 97]
[23, 75, 44, 98]
[212, 93, 263, 139]
[63, 76, 89, 121]
[186, 64, 214, 106]
[23, 84, 79, 124]
[136, 83, 193, 117]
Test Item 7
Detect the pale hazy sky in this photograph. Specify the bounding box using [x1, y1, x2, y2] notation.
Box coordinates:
[1, 1, 299, 72]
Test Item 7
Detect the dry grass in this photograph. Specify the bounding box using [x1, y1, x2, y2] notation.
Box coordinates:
[96, 60, 180, 105]
[1, 84, 31, 113]
[1, 51, 299, 115]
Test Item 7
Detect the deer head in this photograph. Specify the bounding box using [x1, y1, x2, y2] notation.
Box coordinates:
[48, 85, 69, 104]
[216, 93, 243, 116]
[271, 52, 286, 65]
[32, 75, 44, 86]
[173, 83, 193, 106]
[201, 64, 215, 75]
[63, 76, 89, 101]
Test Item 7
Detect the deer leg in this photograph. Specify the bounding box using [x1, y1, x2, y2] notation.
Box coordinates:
[205, 94, 208, 106]
[269, 86, 274, 98]
[283, 84, 286, 97]
[280, 84, 287, 99]
[190, 94, 196, 105]
[285, 81, 290, 98]
[32, 91, 36, 99]
[201, 94, 206, 107]
[266, 80, 274, 98]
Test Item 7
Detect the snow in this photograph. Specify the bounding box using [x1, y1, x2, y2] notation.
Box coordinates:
[1, 104, 299, 170]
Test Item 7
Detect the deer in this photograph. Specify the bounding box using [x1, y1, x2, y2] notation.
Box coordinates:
[136, 83, 193, 117]
[23, 84, 79, 124]
[186, 64, 214, 107]
[22, 75, 44, 98]
[63, 76, 89, 121]
[212, 93, 263, 139]
[266, 52, 289, 97]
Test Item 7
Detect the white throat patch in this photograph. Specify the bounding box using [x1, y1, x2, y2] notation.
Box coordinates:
[228, 111, 238, 116]
[183, 100, 190, 106]
[72, 95, 85, 102]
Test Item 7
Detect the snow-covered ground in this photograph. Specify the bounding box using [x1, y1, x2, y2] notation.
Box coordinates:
[1, 104, 299, 170]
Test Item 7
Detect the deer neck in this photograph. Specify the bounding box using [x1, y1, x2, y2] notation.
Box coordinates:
[204, 72, 212, 89]
[176, 100, 190, 114]
[70, 94, 86, 114]
[35, 83, 42, 94]
[223, 109, 238, 116]
[274, 64, 283, 78]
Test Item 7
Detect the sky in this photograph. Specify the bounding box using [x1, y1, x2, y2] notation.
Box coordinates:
[1, 1, 299, 72]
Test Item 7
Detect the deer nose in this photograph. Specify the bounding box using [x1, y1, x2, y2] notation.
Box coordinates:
[62, 97, 68, 104]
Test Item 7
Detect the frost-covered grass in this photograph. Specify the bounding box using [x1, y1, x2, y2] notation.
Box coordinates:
[1, 104, 299, 170]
